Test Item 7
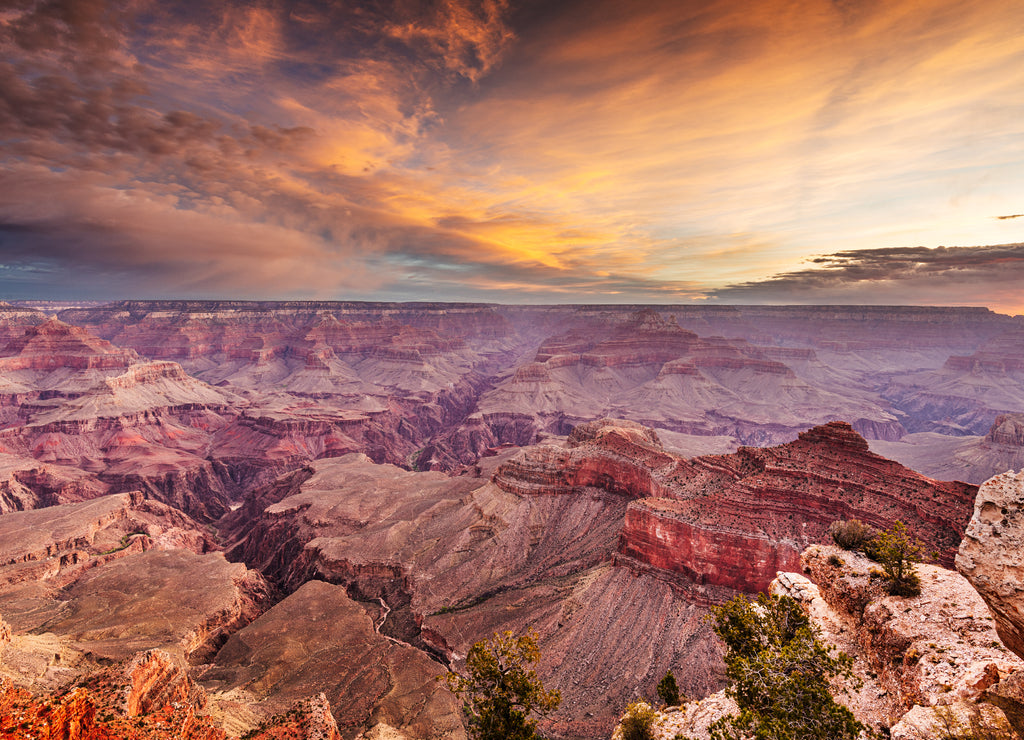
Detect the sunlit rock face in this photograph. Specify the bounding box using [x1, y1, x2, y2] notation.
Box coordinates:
[0, 647, 344, 740]
[958, 469, 1024, 659]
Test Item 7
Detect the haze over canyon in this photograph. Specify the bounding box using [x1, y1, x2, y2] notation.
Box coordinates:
[0, 301, 1022, 738]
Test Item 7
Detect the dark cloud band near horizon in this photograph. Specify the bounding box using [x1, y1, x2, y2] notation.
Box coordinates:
[711, 244, 1024, 315]
[1, 0, 1024, 313]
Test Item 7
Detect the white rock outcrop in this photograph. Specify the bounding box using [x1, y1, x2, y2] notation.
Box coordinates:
[957, 470, 1024, 659]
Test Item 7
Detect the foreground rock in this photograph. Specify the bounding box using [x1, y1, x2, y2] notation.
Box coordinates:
[639, 544, 1024, 740]
[0, 648, 343, 740]
[803, 546, 1023, 717]
[957, 469, 1024, 659]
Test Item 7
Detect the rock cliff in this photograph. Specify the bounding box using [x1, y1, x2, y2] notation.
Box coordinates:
[612, 420, 975, 597]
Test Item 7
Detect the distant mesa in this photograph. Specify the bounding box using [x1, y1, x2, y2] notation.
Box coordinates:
[988, 413, 1024, 447]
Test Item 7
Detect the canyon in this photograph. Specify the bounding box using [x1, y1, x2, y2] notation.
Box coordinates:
[0, 301, 1022, 739]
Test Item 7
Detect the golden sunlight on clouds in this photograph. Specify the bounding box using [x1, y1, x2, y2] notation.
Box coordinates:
[443, 0, 1024, 284]
[1, 0, 1023, 304]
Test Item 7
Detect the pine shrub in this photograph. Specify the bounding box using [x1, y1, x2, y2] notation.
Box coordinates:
[657, 670, 680, 706]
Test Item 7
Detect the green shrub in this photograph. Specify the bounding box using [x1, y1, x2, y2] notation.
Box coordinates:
[708, 593, 866, 740]
[657, 670, 680, 706]
[446, 629, 561, 740]
[873, 521, 923, 597]
[618, 700, 659, 740]
[828, 519, 877, 551]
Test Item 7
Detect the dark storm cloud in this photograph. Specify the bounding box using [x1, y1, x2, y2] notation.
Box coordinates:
[713, 244, 1024, 311]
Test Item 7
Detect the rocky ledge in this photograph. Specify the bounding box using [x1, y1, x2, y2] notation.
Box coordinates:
[624, 539, 1024, 740]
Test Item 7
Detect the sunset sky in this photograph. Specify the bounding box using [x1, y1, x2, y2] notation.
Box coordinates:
[2, 0, 1024, 313]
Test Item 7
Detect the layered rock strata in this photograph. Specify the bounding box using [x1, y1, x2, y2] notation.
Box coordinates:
[221, 418, 976, 738]
[610, 420, 975, 596]
[471, 309, 905, 453]
[4, 302, 1015, 482]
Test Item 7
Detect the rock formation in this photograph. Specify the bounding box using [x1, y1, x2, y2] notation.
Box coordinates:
[957, 469, 1024, 659]
[45, 301, 1024, 480]
[0, 647, 343, 739]
[871, 413, 1024, 485]
[612, 420, 975, 597]
[803, 545, 1023, 715]
[640, 541, 1024, 740]
[216, 418, 977, 738]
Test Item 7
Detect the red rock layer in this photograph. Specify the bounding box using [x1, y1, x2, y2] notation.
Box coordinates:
[0, 319, 139, 371]
[492, 419, 680, 498]
[615, 497, 803, 600]
[612, 421, 976, 598]
[494, 419, 977, 602]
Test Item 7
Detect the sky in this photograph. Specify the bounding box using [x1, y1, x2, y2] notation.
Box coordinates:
[1, 0, 1024, 313]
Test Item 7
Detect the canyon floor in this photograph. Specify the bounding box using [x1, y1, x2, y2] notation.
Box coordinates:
[0, 301, 1023, 739]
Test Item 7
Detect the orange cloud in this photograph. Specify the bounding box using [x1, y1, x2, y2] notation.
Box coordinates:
[1, 0, 1023, 305]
